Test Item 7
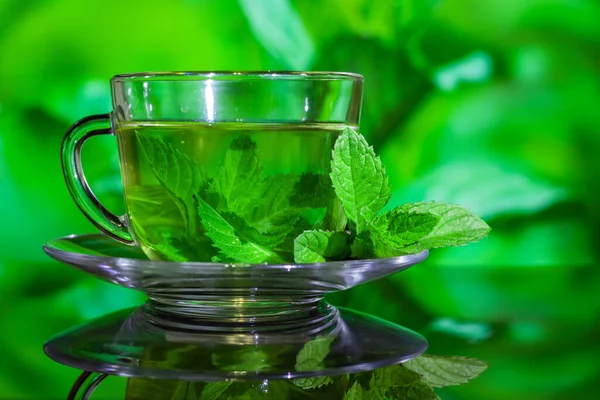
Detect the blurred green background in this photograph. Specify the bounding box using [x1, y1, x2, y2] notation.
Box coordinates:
[1, 0, 599, 398]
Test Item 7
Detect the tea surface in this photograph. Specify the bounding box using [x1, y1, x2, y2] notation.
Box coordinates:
[116, 121, 350, 263]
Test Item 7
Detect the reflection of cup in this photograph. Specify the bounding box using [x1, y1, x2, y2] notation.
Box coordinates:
[62, 72, 363, 262]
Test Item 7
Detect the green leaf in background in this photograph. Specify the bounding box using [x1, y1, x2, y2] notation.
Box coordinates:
[330, 127, 390, 233]
[393, 202, 490, 251]
[293, 230, 349, 263]
[196, 195, 284, 264]
[403, 354, 488, 388]
[386, 160, 568, 220]
[238, 0, 314, 70]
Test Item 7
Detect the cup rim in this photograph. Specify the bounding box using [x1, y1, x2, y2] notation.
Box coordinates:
[111, 70, 364, 82]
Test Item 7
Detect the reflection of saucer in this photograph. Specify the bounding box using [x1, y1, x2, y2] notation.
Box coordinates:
[44, 306, 427, 381]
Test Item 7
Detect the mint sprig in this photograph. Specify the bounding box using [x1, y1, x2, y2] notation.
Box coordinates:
[403, 354, 488, 388]
[330, 127, 391, 234]
[138, 126, 489, 264]
[298, 127, 490, 262]
[293, 230, 349, 263]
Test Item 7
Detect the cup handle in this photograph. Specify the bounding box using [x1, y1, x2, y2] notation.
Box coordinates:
[61, 113, 134, 244]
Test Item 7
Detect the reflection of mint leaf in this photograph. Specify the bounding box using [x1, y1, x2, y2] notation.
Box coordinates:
[211, 348, 271, 372]
[330, 127, 390, 233]
[293, 230, 349, 263]
[368, 365, 433, 400]
[295, 337, 334, 371]
[389, 381, 440, 400]
[403, 355, 488, 388]
[369, 365, 421, 389]
[393, 202, 491, 251]
[233, 381, 290, 400]
[199, 381, 231, 400]
[125, 378, 191, 400]
[344, 382, 364, 400]
[293, 336, 335, 390]
[294, 376, 333, 390]
[196, 195, 284, 264]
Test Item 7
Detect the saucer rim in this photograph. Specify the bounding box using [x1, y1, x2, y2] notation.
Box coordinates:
[43, 233, 429, 271]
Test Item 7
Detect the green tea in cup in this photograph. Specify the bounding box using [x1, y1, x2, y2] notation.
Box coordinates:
[62, 72, 363, 263]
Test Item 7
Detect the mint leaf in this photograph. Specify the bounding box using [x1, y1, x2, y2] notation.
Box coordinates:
[330, 127, 390, 233]
[293, 230, 349, 263]
[295, 337, 334, 371]
[137, 134, 205, 234]
[199, 381, 231, 400]
[290, 173, 335, 209]
[196, 195, 285, 264]
[388, 381, 440, 400]
[247, 174, 298, 227]
[395, 202, 491, 251]
[224, 211, 294, 250]
[370, 210, 439, 257]
[403, 355, 488, 388]
[212, 134, 264, 214]
[350, 232, 374, 259]
[323, 198, 348, 232]
[137, 134, 204, 202]
[373, 210, 440, 248]
[344, 382, 364, 400]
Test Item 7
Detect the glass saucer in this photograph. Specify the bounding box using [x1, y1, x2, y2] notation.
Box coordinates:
[43, 234, 428, 296]
[44, 306, 428, 381]
[43, 234, 428, 333]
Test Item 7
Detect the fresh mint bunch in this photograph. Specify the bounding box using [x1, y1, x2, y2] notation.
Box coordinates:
[138, 127, 489, 264]
[294, 127, 490, 263]
[137, 133, 330, 264]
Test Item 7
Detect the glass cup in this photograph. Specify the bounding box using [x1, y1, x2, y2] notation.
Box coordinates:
[62, 71, 363, 263]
